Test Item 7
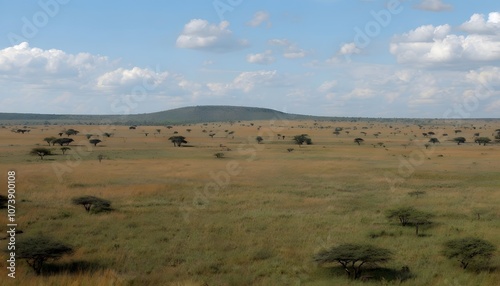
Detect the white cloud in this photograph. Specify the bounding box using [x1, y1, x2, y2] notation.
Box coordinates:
[176, 19, 249, 53]
[268, 38, 307, 59]
[344, 88, 376, 99]
[414, 0, 452, 12]
[247, 50, 275, 65]
[317, 80, 337, 93]
[207, 70, 279, 94]
[96, 67, 169, 90]
[460, 12, 500, 35]
[390, 18, 500, 67]
[338, 43, 361, 56]
[247, 11, 271, 27]
[0, 42, 109, 78]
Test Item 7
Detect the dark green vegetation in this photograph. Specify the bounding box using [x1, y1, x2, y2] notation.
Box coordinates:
[71, 196, 112, 214]
[443, 237, 496, 270]
[314, 244, 392, 279]
[15, 236, 74, 275]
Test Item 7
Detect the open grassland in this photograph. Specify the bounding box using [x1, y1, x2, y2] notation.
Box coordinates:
[0, 119, 499, 285]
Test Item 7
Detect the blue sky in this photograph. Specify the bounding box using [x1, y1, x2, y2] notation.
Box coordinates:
[0, 0, 499, 118]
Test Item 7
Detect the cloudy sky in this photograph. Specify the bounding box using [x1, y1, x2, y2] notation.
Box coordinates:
[1, 0, 499, 118]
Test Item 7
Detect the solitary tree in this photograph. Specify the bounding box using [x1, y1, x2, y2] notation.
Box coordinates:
[71, 196, 112, 213]
[30, 148, 52, 160]
[60, 147, 71, 155]
[89, 139, 102, 146]
[354, 138, 364, 145]
[293, 134, 312, 145]
[256, 136, 264, 144]
[386, 207, 433, 235]
[43, 137, 56, 146]
[168, 136, 188, 147]
[52, 138, 74, 146]
[16, 236, 73, 275]
[64, 129, 79, 136]
[314, 244, 392, 279]
[429, 138, 440, 144]
[443, 237, 496, 269]
[453, 137, 466, 145]
[474, 137, 491, 146]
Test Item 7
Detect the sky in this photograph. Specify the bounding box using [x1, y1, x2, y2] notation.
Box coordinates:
[0, 0, 499, 118]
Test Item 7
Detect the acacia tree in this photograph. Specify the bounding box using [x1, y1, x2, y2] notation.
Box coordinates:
[443, 237, 496, 269]
[453, 137, 466, 145]
[52, 138, 74, 146]
[43, 137, 56, 146]
[169, 136, 187, 147]
[386, 207, 433, 236]
[314, 244, 392, 279]
[354, 138, 364, 145]
[474, 137, 491, 146]
[256, 136, 264, 144]
[89, 139, 102, 146]
[293, 134, 312, 146]
[429, 138, 440, 144]
[60, 147, 71, 155]
[16, 236, 73, 275]
[72, 196, 112, 213]
[64, 129, 79, 136]
[30, 148, 52, 160]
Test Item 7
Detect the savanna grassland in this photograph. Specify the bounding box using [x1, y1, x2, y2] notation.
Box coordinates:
[0, 118, 499, 286]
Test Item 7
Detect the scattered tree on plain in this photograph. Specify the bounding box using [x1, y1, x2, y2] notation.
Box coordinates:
[60, 147, 71, 155]
[293, 134, 312, 145]
[314, 244, 392, 279]
[429, 138, 440, 144]
[256, 136, 264, 144]
[354, 138, 364, 145]
[453, 137, 466, 145]
[52, 138, 74, 146]
[30, 148, 52, 160]
[474, 137, 491, 146]
[442, 237, 496, 269]
[43, 137, 56, 146]
[89, 139, 102, 146]
[169, 136, 188, 147]
[16, 236, 74, 275]
[64, 129, 79, 136]
[71, 196, 112, 213]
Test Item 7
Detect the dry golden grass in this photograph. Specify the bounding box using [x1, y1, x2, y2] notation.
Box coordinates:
[0, 119, 499, 285]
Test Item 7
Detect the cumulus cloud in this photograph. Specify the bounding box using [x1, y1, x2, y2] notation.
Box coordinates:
[207, 70, 279, 94]
[339, 43, 361, 56]
[247, 11, 271, 27]
[246, 50, 275, 65]
[460, 12, 500, 34]
[96, 67, 169, 90]
[268, 38, 307, 59]
[317, 80, 337, 93]
[176, 19, 249, 53]
[0, 42, 109, 78]
[390, 18, 500, 67]
[414, 0, 452, 12]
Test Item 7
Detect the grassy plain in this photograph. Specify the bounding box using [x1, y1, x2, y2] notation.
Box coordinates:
[0, 119, 499, 285]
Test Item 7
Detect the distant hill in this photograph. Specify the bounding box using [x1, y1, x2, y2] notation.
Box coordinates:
[0, 105, 323, 125]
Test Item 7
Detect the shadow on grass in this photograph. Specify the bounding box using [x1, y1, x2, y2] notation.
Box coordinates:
[326, 266, 413, 282]
[42, 260, 106, 276]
